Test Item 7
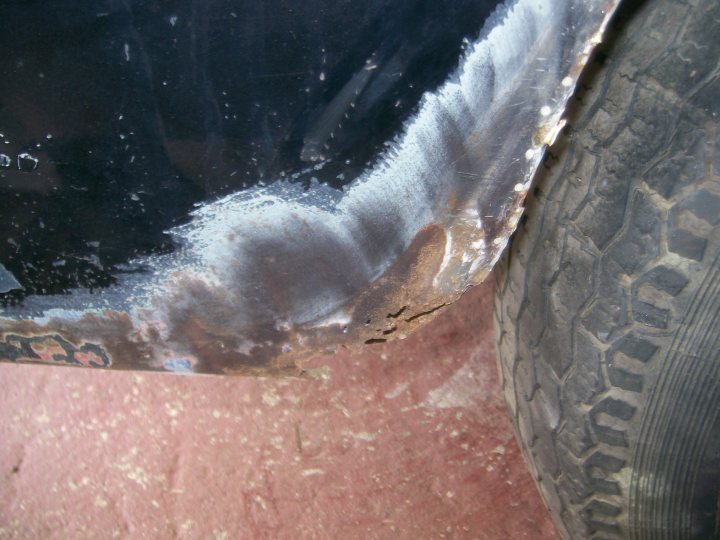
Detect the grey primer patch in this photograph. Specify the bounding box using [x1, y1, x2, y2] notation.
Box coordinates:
[0, 0, 619, 374]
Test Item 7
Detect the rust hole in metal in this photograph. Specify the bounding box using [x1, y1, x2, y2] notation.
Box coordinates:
[404, 303, 447, 323]
[387, 306, 408, 319]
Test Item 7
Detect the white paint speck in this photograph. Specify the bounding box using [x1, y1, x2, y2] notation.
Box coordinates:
[384, 381, 409, 400]
[261, 389, 281, 407]
[341, 430, 377, 442]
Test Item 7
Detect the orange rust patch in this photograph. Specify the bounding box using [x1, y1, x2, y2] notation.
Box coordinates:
[294, 223, 454, 353]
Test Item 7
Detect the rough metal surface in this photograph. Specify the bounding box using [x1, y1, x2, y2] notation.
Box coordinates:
[0, 0, 619, 374]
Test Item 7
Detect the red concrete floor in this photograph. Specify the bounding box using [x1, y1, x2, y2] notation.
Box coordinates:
[0, 278, 558, 539]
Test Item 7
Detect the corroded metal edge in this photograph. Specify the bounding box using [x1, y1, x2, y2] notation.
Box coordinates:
[0, 0, 620, 375]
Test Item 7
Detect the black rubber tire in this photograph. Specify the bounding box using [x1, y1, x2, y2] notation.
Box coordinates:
[493, 0, 720, 538]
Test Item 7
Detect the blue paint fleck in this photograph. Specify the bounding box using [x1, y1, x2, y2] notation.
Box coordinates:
[164, 358, 193, 373]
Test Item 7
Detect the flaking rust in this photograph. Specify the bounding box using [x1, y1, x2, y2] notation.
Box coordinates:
[310, 224, 450, 346]
[230, 223, 473, 375]
[0, 0, 621, 375]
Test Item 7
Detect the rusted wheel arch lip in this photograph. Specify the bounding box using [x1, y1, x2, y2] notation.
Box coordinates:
[0, 0, 620, 375]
